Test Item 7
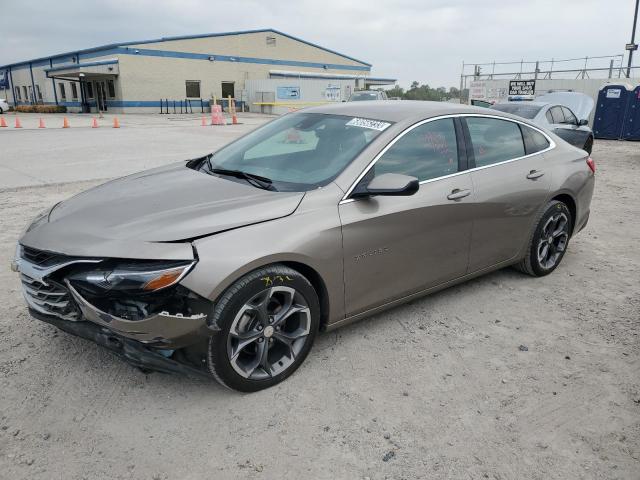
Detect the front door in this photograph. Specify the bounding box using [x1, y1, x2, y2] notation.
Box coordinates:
[95, 81, 108, 111]
[340, 118, 475, 316]
[221, 82, 235, 109]
[463, 116, 551, 272]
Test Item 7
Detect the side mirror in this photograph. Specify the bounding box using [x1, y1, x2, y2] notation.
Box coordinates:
[355, 173, 419, 198]
[578, 119, 589, 126]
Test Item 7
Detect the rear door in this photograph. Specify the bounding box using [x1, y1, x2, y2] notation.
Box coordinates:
[339, 117, 475, 316]
[463, 116, 551, 272]
[548, 105, 584, 148]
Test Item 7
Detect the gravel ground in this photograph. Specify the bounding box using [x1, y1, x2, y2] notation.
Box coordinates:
[0, 133, 638, 479]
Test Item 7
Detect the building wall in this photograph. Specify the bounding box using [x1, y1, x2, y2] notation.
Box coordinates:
[116, 54, 366, 112]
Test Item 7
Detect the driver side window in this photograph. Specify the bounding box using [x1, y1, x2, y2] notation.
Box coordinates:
[373, 119, 459, 182]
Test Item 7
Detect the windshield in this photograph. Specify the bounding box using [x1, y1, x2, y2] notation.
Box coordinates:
[205, 113, 391, 191]
[490, 103, 542, 119]
[349, 92, 379, 101]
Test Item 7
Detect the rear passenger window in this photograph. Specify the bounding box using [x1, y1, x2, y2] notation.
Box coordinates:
[465, 117, 525, 167]
[521, 125, 550, 154]
[374, 118, 458, 181]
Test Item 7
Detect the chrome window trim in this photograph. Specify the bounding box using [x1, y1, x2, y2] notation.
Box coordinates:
[339, 113, 556, 205]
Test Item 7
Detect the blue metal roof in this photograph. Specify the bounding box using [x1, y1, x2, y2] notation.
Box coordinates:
[0, 28, 371, 70]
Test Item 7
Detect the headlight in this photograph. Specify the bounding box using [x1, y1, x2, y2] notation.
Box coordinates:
[68, 261, 195, 294]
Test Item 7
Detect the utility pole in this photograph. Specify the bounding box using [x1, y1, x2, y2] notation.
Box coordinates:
[627, 0, 639, 78]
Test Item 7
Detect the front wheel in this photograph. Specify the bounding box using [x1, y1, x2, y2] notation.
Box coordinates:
[207, 265, 320, 392]
[583, 136, 593, 155]
[515, 200, 572, 277]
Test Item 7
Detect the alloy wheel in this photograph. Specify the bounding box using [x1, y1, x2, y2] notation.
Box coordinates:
[226, 286, 311, 380]
[537, 212, 569, 269]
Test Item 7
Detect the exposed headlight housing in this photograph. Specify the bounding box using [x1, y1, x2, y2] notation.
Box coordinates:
[68, 261, 195, 294]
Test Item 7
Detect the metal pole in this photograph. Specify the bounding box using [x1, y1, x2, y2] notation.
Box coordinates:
[459, 61, 465, 103]
[609, 59, 614, 79]
[627, 0, 639, 78]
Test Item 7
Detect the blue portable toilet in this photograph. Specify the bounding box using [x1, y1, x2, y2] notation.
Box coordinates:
[593, 84, 631, 140]
[622, 85, 640, 141]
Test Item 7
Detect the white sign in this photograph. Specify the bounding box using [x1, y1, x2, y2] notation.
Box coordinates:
[469, 81, 486, 100]
[509, 80, 536, 96]
[346, 117, 391, 131]
[606, 89, 622, 99]
[325, 84, 341, 101]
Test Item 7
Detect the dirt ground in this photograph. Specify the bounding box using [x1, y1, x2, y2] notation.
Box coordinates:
[0, 133, 638, 479]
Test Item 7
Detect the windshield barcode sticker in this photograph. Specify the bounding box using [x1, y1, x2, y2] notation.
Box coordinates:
[346, 118, 391, 131]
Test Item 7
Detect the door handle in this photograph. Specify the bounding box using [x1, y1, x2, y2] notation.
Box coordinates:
[526, 170, 545, 180]
[447, 188, 471, 200]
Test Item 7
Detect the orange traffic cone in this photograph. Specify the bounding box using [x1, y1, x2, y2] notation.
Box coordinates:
[201, 116, 207, 126]
[0, 116, 7, 127]
[62, 117, 70, 128]
[15, 117, 22, 128]
[232, 112, 238, 125]
[91, 117, 99, 128]
[38, 118, 46, 128]
[113, 117, 120, 128]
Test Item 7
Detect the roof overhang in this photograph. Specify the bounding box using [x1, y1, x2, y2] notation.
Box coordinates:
[269, 69, 396, 84]
[45, 59, 119, 78]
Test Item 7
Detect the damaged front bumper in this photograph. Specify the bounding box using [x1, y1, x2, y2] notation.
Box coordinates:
[65, 281, 210, 346]
[14, 244, 217, 375]
[29, 308, 211, 378]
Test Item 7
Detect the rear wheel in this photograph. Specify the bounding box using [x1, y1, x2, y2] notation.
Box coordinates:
[207, 265, 320, 392]
[583, 136, 593, 155]
[515, 200, 572, 277]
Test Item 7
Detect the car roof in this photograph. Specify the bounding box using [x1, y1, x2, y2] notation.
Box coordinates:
[303, 100, 498, 123]
[494, 101, 549, 108]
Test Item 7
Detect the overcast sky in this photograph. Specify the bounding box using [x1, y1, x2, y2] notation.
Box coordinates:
[1, 0, 637, 88]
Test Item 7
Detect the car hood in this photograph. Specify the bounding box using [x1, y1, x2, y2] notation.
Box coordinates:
[21, 162, 304, 257]
[536, 92, 595, 121]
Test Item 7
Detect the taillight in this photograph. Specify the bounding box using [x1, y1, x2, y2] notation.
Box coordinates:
[586, 157, 596, 173]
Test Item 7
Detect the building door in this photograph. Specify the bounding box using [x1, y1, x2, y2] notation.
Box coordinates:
[95, 81, 108, 111]
[221, 82, 235, 110]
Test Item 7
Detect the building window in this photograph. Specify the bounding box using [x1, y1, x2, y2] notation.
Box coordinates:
[185, 80, 200, 98]
[15, 86, 21, 100]
[59, 83, 66, 100]
[86, 82, 94, 98]
[28, 86, 34, 102]
[266, 35, 276, 46]
[71, 83, 78, 99]
[22, 86, 28, 101]
[107, 80, 115, 97]
[36, 85, 42, 102]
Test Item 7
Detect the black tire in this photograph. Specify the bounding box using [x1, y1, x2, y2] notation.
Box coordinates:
[583, 136, 593, 155]
[207, 264, 320, 392]
[515, 200, 572, 277]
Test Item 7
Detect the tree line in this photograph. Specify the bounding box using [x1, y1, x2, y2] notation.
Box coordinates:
[383, 82, 469, 102]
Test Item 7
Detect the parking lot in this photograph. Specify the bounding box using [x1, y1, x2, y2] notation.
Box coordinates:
[0, 112, 638, 479]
